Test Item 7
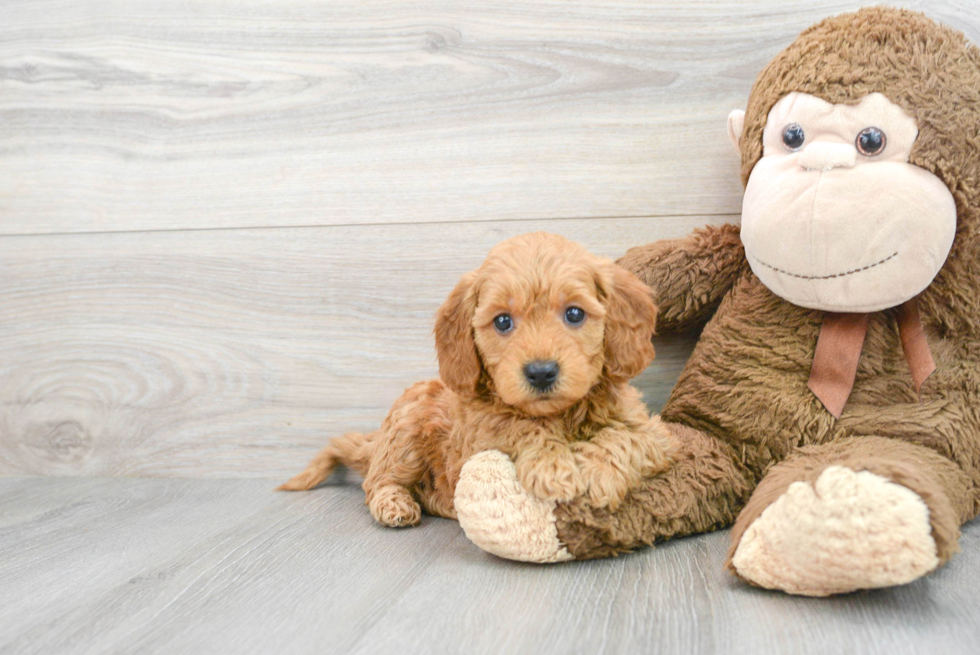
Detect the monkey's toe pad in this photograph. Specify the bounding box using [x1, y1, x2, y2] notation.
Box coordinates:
[731, 465, 939, 596]
[455, 450, 573, 563]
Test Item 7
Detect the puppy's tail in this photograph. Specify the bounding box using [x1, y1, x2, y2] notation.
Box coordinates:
[276, 431, 376, 491]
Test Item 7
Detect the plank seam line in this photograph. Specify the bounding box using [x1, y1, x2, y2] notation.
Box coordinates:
[0, 213, 742, 239]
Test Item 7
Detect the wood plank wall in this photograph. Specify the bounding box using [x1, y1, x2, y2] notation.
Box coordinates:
[1, 0, 977, 478]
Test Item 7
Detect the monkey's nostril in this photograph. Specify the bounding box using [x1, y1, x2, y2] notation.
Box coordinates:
[524, 361, 560, 392]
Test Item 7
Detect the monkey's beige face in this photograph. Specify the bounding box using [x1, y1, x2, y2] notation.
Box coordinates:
[471, 261, 607, 417]
[732, 92, 957, 312]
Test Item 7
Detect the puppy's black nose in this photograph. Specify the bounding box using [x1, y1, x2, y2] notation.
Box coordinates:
[524, 360, 559, 392]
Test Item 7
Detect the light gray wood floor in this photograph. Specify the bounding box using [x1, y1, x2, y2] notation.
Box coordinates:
[1, 476, 979, 655]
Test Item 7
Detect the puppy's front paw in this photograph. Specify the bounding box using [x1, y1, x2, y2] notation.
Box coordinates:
[571, 442, 630, 511]
[515, 447, 585, 503]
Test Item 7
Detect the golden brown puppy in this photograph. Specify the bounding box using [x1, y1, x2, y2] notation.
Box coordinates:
[279, 232, 671, 527]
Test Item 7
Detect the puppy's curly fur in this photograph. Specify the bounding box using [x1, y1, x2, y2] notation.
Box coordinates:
[279, 233, 672, 527]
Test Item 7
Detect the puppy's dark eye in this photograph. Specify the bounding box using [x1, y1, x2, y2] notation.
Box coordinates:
[782, 123, 805, 151]
[856, 127, 886, 156]
[564, 306, 585, 325]
[493, 314, 514, 334]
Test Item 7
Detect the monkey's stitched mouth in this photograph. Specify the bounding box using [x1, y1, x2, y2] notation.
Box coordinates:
[750, 251, 898, 280]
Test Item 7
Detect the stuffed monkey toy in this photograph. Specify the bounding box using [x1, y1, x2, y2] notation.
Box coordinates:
[453, 7, 980, 596]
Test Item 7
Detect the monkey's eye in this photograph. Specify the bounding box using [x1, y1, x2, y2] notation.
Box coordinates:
[856, 127, 886, 156]
[781, 123, 805, 151]
[493, 314, 514, 334]
[564, 306, 586, 326]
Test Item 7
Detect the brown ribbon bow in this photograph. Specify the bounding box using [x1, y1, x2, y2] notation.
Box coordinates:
[807, 299, 936, 419]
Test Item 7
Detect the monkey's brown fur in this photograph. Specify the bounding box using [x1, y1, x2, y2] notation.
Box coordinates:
[279, 233, 671, 526]
[547, 8, 980, 568]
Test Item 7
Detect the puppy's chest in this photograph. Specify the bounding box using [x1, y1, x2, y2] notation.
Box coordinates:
[560, 418, 604, 442]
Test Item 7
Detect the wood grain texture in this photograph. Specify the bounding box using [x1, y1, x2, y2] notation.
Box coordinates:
[0, 215, 714, 479]
[1, 477, 979, 655]
[0, 0, 976, 235]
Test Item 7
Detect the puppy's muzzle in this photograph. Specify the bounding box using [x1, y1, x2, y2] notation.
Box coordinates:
[524, 360, 560, 392]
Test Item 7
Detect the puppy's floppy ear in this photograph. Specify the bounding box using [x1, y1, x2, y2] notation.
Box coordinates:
[596, 261, 657, 381]
[434, 271, 482, 395]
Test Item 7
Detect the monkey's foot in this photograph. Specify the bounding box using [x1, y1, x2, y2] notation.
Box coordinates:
[731, 466, 939, 596]
[455, 450, 573, 563]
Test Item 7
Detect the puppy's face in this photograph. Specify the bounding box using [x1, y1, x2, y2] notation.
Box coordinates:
[435, 233, 657, 417]
[472, 255, 608, 416]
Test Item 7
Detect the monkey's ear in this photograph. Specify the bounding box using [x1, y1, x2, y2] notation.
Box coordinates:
[727, 109, 745, 152]
[434, 271, 482, 395]
[596, 262, 657, 382]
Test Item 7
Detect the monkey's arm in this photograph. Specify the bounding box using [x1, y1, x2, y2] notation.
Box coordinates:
[453, 422, 752, 562]
[616, 223, 746, 333]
